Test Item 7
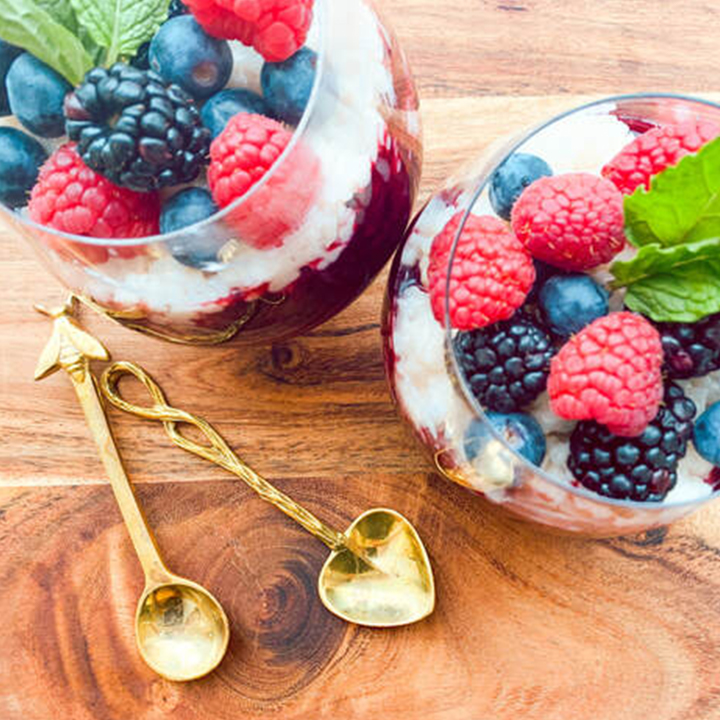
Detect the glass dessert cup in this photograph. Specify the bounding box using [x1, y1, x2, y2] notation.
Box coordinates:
[3, 0, 421, 345]
[384, 94, 720, 537]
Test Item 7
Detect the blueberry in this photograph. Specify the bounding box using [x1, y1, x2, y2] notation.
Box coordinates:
[7, 54, 71, 137]
[693, 402, 720, 465]
[149, 16, 233, 100]
[538, 274, 609, 338]
[0, 40, 22, 116]
[201, 89, 271, 139]
[489, 152, 552, 220]
[161, 188, 228, 270]
[464, 412, 546, 466]
[0, 127, 48, 208]
[132, 0, 188, 70]
[261, 47, 317, 126]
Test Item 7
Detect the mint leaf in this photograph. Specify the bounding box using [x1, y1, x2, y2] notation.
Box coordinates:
[625, 136, 720, 248]
[624, 264, 720, 323]
[0, 0, 94, 84]
[612, 236, 720, 285]
[33, 0, 104, 62]
[34, 0, 78, 33]
[613, 238, 720, 322]
[69, 0, 171, 65]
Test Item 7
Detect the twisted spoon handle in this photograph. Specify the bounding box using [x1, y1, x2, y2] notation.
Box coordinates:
[100, 361, 347, 552]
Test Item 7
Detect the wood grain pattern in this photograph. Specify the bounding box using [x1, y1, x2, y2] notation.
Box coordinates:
[3, 1, 720, 718]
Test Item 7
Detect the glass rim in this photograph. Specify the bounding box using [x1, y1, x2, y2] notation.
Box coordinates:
[0, 0, 328, 248]
[444, 91, 720, 511]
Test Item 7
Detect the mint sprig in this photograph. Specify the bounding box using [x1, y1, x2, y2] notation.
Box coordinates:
[34, 0, 79, 34]
[33, 0, 105, 63]
[68, 0, 171, 66]
[612, 135, 720, 323]
[0, 0, 171, 86]
[0, 0, 94, 84]
[613, 237, 720, 321]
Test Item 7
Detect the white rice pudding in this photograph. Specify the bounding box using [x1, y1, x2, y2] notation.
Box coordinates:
[390, 111, 719, 506]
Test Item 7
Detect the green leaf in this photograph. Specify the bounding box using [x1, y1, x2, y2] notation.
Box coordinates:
[612, 238, 720, 322]
[0, 0, 94, 84]
[34, 0, 78, 33]
[625, 136, 720, 248]
[32, 0, 105, 63]
[68, 0, 171, 65]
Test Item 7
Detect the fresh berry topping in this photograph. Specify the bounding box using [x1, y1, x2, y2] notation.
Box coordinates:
[161, 187, 227, 270]
[149, 16, 233, 100]
[184, 0, 314, 62]
[538, 273, 609, 338]
[511, 173, 626, 272]
[7, 53, 72, 138]
[454, 313, 554, 413]
[465, 412, 547, 466]
[29, 144, 160, 241]
[694, 402, 720, 466]
[133, 0, 189, 70]
[0, 40, 22, 117]
[0, 127, 47, 209]
[428, 213, 535, 330]
[569, 383, 696, 502]
[65, 63, 211, 192]
[656, 312, 720, 379]
[207, 112, 320, 248]
[548, 312, 664, 437]
[261, 47, 317, 125]
[602, 119, 720, 195]
[201, 88, 271, 139]
[489, 152, 553, 221]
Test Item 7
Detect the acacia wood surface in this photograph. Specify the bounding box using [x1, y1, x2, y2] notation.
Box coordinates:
[2, 1, 720, 718]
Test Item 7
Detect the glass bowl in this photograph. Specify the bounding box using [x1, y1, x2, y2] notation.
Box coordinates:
[4, 0, 421, 345]
[383, 94, 720, 536]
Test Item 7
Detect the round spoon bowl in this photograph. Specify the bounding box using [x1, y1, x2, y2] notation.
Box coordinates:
[135, 580, 230, 682]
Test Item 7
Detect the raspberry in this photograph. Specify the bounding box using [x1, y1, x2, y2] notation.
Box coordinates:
[428, 213, 535, 330]
[184, 0, 314, 62]
[207, 112, 319, 249]
[602, 119, 720, 195]
[28, 144, 159, 262]
[548, 312, 664, 437]
[511, 173, 626, 272]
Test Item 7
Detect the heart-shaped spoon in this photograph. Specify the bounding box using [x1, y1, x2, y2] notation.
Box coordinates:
[100, 361, 436, 628]
[35, 299, 230, 681]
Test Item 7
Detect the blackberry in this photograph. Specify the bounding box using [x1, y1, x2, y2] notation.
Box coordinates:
[568, 383, 696, 502]
[65, 63, 211, 192]
[453, 313, 554, 413]
[657, 313, 720, 379]
[133, 0, 188, 70]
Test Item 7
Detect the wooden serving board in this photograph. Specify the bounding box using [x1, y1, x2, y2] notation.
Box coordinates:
[3, 1, 720, 718]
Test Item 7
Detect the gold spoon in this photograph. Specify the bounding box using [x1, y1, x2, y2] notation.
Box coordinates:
[100, 361, 436, 628]
[34, 298, 230, 682]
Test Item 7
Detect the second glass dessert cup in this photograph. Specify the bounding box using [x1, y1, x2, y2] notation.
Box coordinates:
[4, 0, 421, 345]
[384, 94, 720, 536]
